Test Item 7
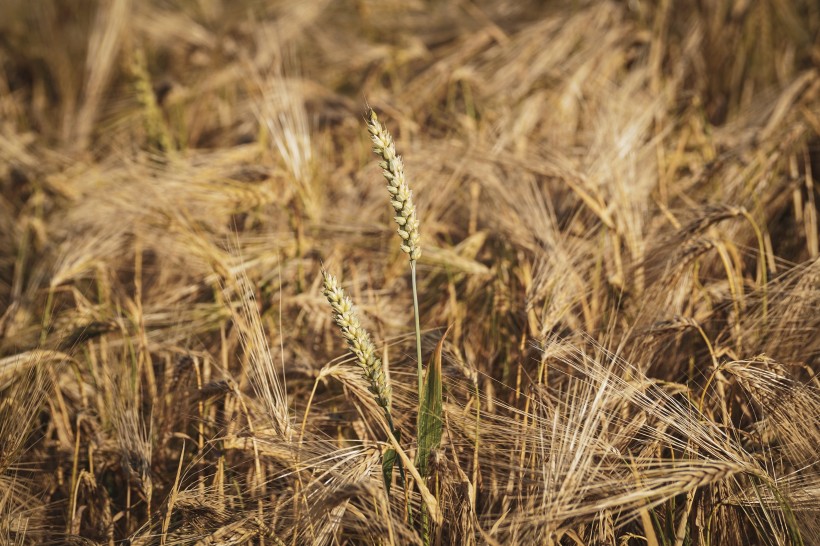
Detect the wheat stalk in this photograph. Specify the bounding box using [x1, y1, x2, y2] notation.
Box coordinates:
[366, 109, 425, 398]
[321, 269, 392, 411]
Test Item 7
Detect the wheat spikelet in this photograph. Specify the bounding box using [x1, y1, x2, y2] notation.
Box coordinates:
[321, 269, 392, 410]
[366, 109, 421, 262]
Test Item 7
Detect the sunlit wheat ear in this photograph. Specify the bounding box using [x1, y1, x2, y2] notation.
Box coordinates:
[321, 269, 392, 410]
[366, 109, 421, 262]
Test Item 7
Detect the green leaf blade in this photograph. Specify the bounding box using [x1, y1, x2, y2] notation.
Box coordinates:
[416, 326, 449, 479]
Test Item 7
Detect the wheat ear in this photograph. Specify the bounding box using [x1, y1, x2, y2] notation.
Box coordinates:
[321, 269, 392, 410]
[366, 109, 424, 398]
[366, 110, 421, 262]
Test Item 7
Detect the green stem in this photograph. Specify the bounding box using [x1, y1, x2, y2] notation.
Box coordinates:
[40, 286, 55, 346]
[411, 261, 423, 399]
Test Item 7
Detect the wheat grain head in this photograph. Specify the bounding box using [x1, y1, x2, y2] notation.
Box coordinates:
[321, 269, 392, 410]
[366, 109, 421, 262]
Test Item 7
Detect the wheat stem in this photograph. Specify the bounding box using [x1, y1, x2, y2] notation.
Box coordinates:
[411, 262, 423, 398]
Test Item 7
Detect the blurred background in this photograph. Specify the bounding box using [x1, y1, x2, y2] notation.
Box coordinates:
[1, 1, 819, 545]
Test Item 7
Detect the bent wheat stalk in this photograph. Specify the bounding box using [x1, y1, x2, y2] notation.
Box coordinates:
[321, 268, 404, 496]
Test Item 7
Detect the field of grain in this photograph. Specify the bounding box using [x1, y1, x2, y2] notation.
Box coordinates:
[1, 1, 819, 544]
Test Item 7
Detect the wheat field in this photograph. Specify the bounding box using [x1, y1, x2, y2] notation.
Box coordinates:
[1, 1, 819, 544]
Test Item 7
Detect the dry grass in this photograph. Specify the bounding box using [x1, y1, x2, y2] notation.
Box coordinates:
[1, 0, 819, 544]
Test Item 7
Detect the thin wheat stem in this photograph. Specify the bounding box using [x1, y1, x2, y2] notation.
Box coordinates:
[411, 262, 423, 399]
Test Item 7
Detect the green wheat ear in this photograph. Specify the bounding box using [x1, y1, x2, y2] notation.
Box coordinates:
[130, 49, 174, 153]
[321, 268, 392, 410]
